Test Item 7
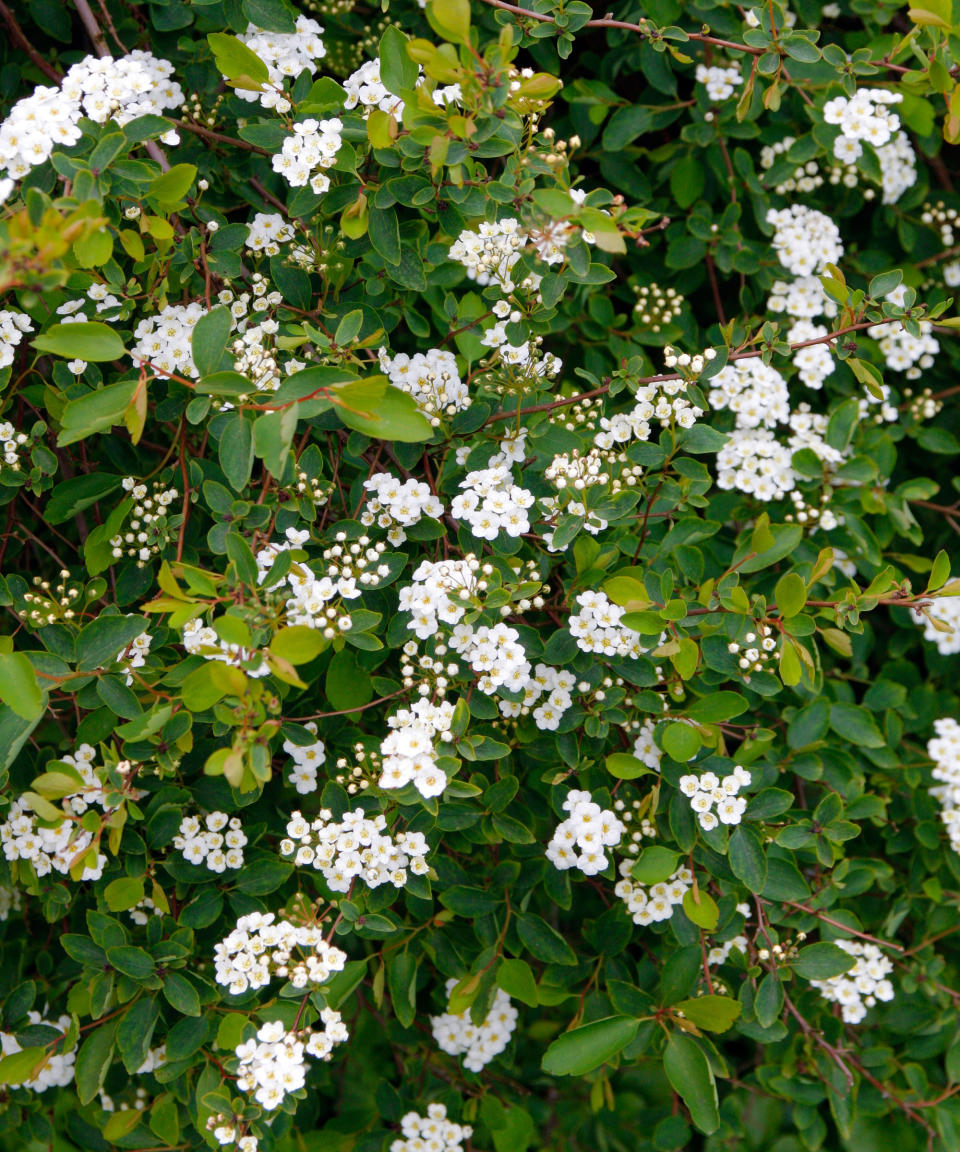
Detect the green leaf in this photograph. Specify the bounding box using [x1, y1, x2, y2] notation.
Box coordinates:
[369, 206, 401, 266]
[103, 1111, 141, 1142]
[427, 0, 471, 45]
[755, 972, 784, 1028]
[0, 652, 43, 721]
[117, 996, 160, 1075]
[148, 164, 197, 207]
[541, 1016, 640, 1075]
[253, 405, 297, 479]
[75, 1019, 118, 1104]
[386, 952, 418, 1028]
[76, 615, 148, 671]
[605, 752, 655, 779]
[33, 321, 125, 363]
[497, 958, 539, 1007]
[728, 825, 767, 894]
[192, 306, 233, 377]
[662, 721, 701, 761]
[207, 32, 268, 88]
[631, 846, 681, 886]
[685, 692, 748, 723]
[0, 1046, 48, 1086]
[664, 1032, 720, 1134]
[325, 647, 374, 711]
[242, 0, 297, 33]
[333, 378, 433, 442]
[380, 26, 418, 94]
[46, 472, 121, 524]
[270, 626, 326, 665]
[58, 380, 137, 446]
[517, 913, 578, 965]
[219, 413, 255, 491]
[675, 994, 741, 1033]
[828, 702, 885, 748]
[107, 945, 155, 980]
[163, 971, 201, 1017]
[104, 876, 145, 912]
[774, 572, 807, 618]
[682, 888, 719, 931]
[792, 942, 857, 980]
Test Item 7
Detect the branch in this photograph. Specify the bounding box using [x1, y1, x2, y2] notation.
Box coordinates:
[0, 1, 63, 83]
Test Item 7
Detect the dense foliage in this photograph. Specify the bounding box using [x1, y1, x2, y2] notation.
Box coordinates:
[3, 0, 960, 1149]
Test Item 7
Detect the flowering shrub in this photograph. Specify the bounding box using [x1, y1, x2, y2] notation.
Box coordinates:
[4, 0, 960, 1150]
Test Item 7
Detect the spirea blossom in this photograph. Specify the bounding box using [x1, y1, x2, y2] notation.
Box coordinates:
[448, 218, 527, 292]
[271, 117, 343, 193]
[868, 287, 938, 380]
[399, 556, 483, 639]
[716, 428, 797, 502]
[344, 60, 403, 117]
[678, 765, 751, 831]
[0, 310, 33, 370]
[695, 63, 742, 101]
[614, 861, 693, 926]
[451, 621, 532, 695]
[431, 981, 518, 1071]
[450, 464, 535, 541]
[378, 346, 470, 421]
[283, 722, 326, 793]
[115, 631, 151, 686]
[173, 811, 247, 872]
[928, 717, 960, 853]
[379, 699, 456, 797]
[131, 302, 213, 379]
[391, 1104, 472, 1152]
[788, 320, 835, 389]
[245, 211, 295, 255]
[235, 17, 327, 112]
[213, 911, 347, 995]
[182, 617, 270, 677]
[766, 205, 844, 275]
[568, 590, 664, 659]
[234, 1014, 347, 1111]
[361, 472, 445, 545]
[594, 377, 702, 449]
[807, 940, 895, 1023]
[546, 789, 625, 874]
[280, 807, 430, 892]
[708, 359, 790, 428]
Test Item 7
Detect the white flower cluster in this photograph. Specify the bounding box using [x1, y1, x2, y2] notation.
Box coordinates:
[116, 630, 152, 686]
[449, 218, 526, 292]
[399, 556, 483, 639]
[766, 205, 844, 276]
[708, 359, 790, 428]
[280, 807, 430, 892]
[390, 1105, 472, 1152]
[131, 302, 212, 379]
[129, 893, 164, 926]
[379, 698, 456, 797]
[174, 811, 247, 872]
[431, 981, 518, 1072]
[768, 276, 837, 321]
[786, 320, 835, 389]
[912, 596, 960, 655]
[500, 663, 576, 730]
[614, 861, 693, 926]
[182, 617, 270, 677]
[760, 137, 826, 196]
[707, 935, 749, 966]
[695, 63, 742, 101]
[678, 766, 751, 831]
[568, 590, 662, 659]
[212, 1124, 257, 1152]
[0, 51, 181, 180]
[481, 313, 563, 381]
[111, 477, 179, 566]
[0, 744, 116, 880]
[213, 911, 348, 995]
[452, 621, 531, 695]
[0, 1014, 75, 1090]
[823, 88, 902, 154]
[235, 1014, 348, 1111]
[787, 403, 845, 466]
[344, 59, 403, 117]
[868, 287, 938, 380]
[235, 16, 327, 111]
[362, 472, 445, 545]
[0, 419, 31, 471]
[594, 377, 702, 450]
[245, 211, 295, 255]
[450, 464, 535, 541]
[283, 722, 326, 794]
[716, 428, 797, 502]
[928, 717, 960, 853]
[546, 789, 625, 874]
[807, 940, 895, 1023]
[379, 346, 471, 422]
[272, 117, 343, 193]
[632, 718, 663, 771]
[0, 310, 33, 370]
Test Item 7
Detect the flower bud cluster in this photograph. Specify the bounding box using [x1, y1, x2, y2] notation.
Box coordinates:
[283, 722, 326, 794]
[785, 488, 843, 532]
[663, 345, 716, 379]
[280, 807, 430, 892]
[128, 892, 164, 926]
[390, 1104, 472, 1152]
[807, 940, 895, 1023]
[678, 766, 752, 831]
[111, 477, 179, 566]
[546, 789, 625, 874]
[213, 911, 347, 995]
[431, 982, 518, 1072]
[0, 883, 21, 921]
[613, 795, 656, 851]
[174, 811, 247, 872]
[21, 569, 82, 626]
[0, 419, 33, 471]
[633, 282, 683, 331]
[707, 936, 749, 966]
[614, 861, 693, 926]
[235, 1014, 348, 1110]
[334, 743, 378, 795]
[728, 627, 777, 675]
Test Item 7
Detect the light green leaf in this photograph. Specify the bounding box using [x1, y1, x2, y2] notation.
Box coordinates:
[541, 1016, 640, 1076]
